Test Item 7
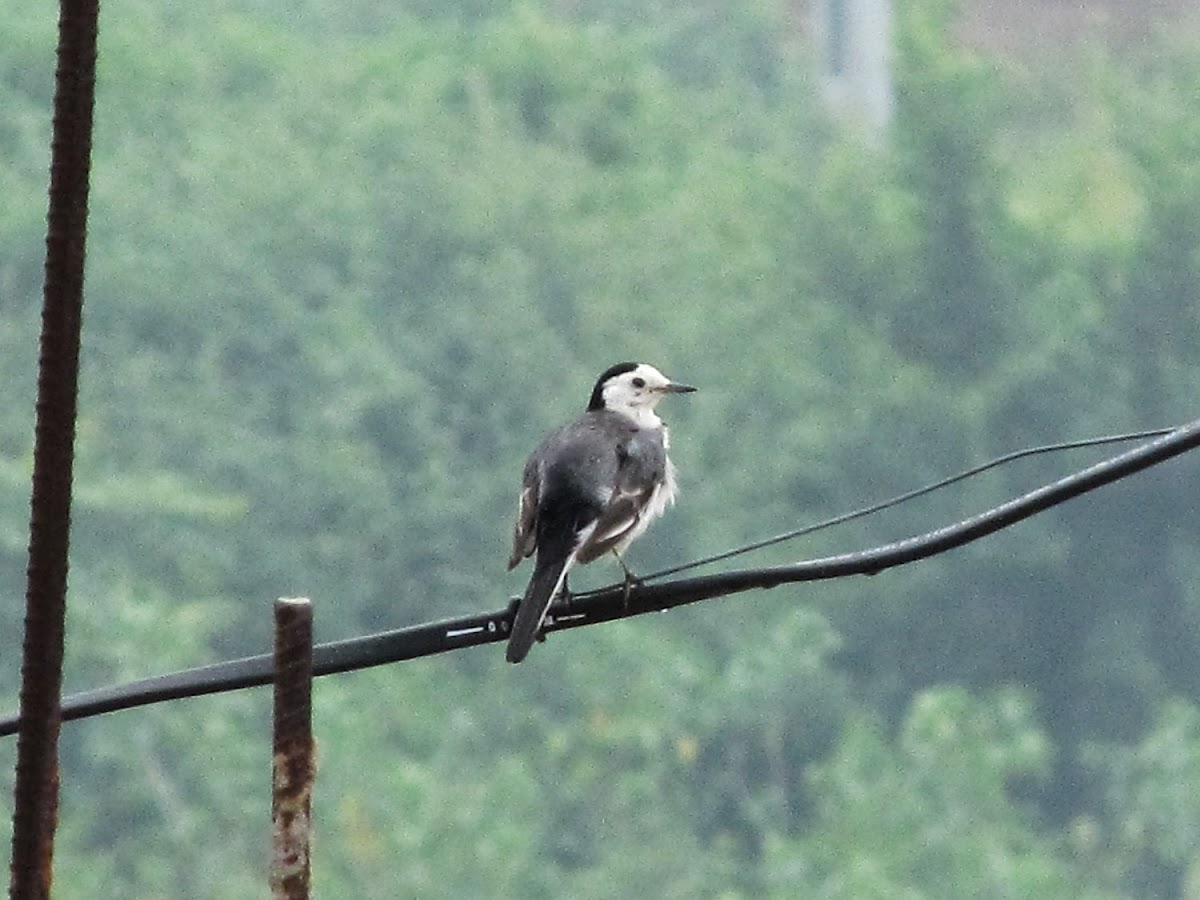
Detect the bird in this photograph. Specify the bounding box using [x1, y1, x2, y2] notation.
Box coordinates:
[505, 362, 696, 663]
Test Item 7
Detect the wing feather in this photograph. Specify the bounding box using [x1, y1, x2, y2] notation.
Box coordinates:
[575, 425, 669, 564]
[507, 462, 540, 570]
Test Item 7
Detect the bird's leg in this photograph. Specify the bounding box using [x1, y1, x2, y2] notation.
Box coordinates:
[612, 550, 642, 607]
[536, 575, 572, 644]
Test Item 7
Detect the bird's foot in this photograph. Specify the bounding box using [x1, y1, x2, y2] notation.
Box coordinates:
[557, 577, 574, 611]
[541, 583, 574, 643]
[614, 555, 642, 609]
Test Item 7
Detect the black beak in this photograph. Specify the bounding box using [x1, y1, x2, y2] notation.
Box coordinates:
[662, 382, 697, 394]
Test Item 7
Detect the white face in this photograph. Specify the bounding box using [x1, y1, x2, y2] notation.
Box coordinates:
[601, 364, 685, 413]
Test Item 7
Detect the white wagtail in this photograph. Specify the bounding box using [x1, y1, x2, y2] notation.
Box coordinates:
[505, 362, 696, 663]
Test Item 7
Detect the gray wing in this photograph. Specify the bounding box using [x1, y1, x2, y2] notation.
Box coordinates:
[508, 412, 667, 570]
[575, 419, 667, 564]
[508, 415, 609, 571]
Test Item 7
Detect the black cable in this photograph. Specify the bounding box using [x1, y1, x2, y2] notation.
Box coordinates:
[628, 426, 1175, 584]
[1, 418, 1197, 738]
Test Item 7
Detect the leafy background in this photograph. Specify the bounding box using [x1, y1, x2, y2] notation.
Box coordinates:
[3, 0, 1200, 895]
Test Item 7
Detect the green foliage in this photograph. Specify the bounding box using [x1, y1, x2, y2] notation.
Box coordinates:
[3, 0, 1200, 895]
[1083, 699, 1200, 894]
[774, 688, 1118, 899]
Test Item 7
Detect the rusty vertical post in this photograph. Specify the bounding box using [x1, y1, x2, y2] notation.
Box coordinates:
[9, 0, 99, 897]
[271, 598, 315, 900]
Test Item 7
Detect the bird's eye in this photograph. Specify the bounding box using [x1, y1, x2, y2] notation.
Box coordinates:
[632, 377, 646, 388]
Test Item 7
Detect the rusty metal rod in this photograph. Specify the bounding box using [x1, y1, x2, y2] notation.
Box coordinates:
[8, 0, 99, 897]
[271, 598, 315, 900]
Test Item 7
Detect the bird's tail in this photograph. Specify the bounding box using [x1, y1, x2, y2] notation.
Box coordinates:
[507, 545, 575, 664]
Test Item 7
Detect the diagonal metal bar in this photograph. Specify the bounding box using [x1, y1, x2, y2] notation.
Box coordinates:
[0, 415, 1198, 740]
[8, 0, 100, 896]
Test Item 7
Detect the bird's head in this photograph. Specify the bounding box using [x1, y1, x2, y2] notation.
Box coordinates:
[587, 362, 696, 417]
